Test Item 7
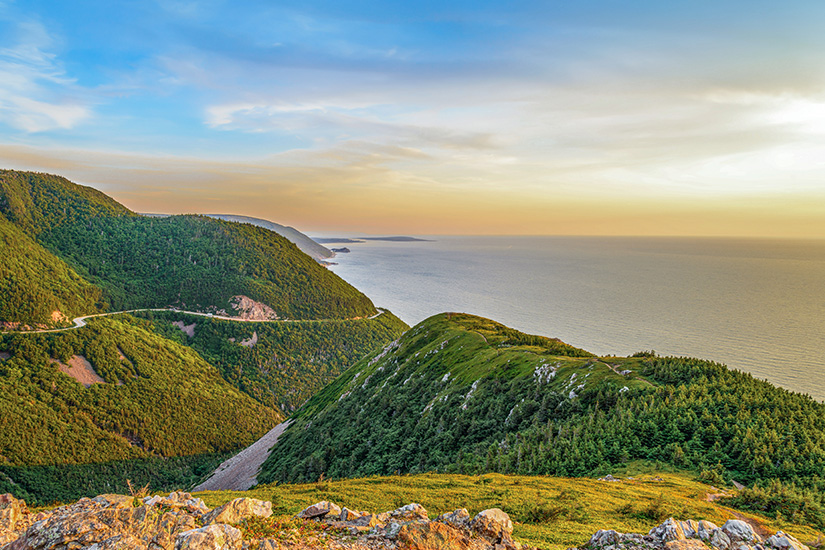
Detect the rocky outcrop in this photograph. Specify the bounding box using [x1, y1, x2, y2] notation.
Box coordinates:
[0, 493, 534, 550]
[584, 517, 809, 550]
[285, 500, 533, 550]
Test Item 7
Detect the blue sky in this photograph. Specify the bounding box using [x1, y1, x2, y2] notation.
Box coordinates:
[1, 0, 824, 235]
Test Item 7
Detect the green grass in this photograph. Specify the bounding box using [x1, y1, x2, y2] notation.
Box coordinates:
[195, 471, 825, 550]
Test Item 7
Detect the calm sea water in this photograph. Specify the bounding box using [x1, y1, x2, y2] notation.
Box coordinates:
[323, 236, 825, 402]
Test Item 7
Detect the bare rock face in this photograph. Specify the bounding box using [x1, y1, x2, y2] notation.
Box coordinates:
[203, 498, 272, 525]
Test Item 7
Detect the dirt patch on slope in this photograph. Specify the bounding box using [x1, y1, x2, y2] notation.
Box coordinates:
[0, 352, 10, 360]
[53, 355, 106, 387]
[239, 331, 258, 347]
[172, 320, 196, 338]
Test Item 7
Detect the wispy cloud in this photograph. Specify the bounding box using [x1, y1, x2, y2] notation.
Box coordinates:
[0, 16, 92, 132]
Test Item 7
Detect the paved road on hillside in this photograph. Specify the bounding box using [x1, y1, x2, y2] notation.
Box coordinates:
[4, 308, 384, 334]
[192, 421, 292, 492]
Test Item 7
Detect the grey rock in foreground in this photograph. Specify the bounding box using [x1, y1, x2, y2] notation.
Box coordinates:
[583, 517, 809, 550]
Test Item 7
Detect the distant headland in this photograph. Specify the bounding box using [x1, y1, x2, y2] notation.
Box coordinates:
[314, 236, 434, 244]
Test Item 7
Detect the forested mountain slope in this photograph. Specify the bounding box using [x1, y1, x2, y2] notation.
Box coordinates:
[0, 216, 104, 328]
[140, 309, 408, 412]
[260, 313, 825, 527]
[0, 170, 377, 325]
[0, 315, 281, 467]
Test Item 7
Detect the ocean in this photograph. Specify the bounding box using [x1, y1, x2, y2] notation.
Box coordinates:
[323, 236, 825, 402]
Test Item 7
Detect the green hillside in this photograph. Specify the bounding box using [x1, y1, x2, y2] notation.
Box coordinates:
[260, 312, 825, 528]
[0, 315, 282, 467]
[0, 216, 105, 328]
[0, 314, 286, 503]
[0, 169, 377, 324]
[138, 309, 409, 412]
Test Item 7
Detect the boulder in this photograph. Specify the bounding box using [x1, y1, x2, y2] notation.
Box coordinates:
[294, 500, 341, 520]
[710, 528, 732, 550]
[436, 508, 471, 530]
[722, 521, 760, 544]
[650, 518, 687, 542]
[471, 508, 513, 539]
[390, 503, 429, 521]
[589, 529, 623, 548]
[764, 531, 809, 550]
[203, 497, 272, 525]
[397, 521, 474, 550]
[175, 524, 242, 550]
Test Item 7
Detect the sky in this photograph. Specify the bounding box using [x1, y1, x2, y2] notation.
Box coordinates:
[1, 0, 824, 236]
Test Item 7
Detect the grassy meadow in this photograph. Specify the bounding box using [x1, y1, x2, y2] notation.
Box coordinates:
[196, 467, 824, 549]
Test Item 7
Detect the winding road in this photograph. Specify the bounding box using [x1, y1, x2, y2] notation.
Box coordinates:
[3, 307, 385, 334]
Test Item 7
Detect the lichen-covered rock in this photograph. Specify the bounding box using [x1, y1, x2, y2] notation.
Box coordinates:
[471, 508, 513, 539]
[389, 503, 429, 521]
[294, 500, 341, 520]
[174, 524, 242, 550]
[651, 518, 687, 542]
[203, 497, 272, 525]
[722, 521, 760, 544]
[765, 531, 809, 550]
[436, 509, 471, 530]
